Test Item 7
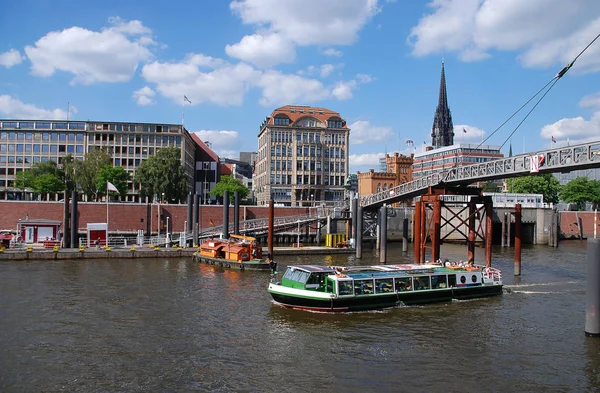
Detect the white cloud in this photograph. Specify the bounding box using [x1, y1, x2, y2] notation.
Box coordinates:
[539, 91, 600, 144]
[453, 124, 485, 142]
[193, 130, 240, 158]
[408, 0, 600, 71]
[332, 80, 357, 100]
[225, 33, 295, 68]
[228, 0, 379, 66]
[349, 120, 394, 144]
[132, 86, 156, 105]
[0, 49, 25, 68]
[141, 55, 260, 106]
[24, 17, 155, 85]
[0, 95, 68, 119]
[349, 153, 385, 172]
[231, 0, 379, 45]
[320, 63, 344, 77]
[257, 70, 329, 106]
[356, 73, 373, 83]
[322, 48, 343, 57]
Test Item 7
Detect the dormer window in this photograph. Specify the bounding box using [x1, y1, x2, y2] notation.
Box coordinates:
[274, 116, 290, 126]
[299, 109, 305, 113]
[290, 109, 295, 113]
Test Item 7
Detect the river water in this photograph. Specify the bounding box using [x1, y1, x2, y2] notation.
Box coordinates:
[1, 242, 599, 392]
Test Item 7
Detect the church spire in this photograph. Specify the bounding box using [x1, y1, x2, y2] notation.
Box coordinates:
[431, 60, 454, 148]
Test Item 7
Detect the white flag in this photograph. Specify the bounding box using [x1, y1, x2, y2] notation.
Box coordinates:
[107, 181, 119, 194]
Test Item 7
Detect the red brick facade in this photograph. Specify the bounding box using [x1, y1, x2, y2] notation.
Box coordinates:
[0, 201, 313, 233]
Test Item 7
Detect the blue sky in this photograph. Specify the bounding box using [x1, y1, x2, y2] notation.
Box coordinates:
[1, 0, 600, 173]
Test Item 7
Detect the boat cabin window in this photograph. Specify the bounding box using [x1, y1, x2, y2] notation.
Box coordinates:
[471, 274, 478, 283]
[431, 275, 447, 289]
[306, 273, 325, 289]
[283, 268, 310, 284]
[354, 279, 373, 295]
[448, 275, 457, 287]
[413, 276, 431, 291]
[460, 275, 467, 284]
[395, 277, 412, 291]
[338, 280, 353, 296]
[375, 278, 393, 293]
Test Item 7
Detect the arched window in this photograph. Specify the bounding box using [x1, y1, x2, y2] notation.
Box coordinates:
[383, 184, 387, 191]
[377, 183, 381, 192]
[389, 183, 394, 189]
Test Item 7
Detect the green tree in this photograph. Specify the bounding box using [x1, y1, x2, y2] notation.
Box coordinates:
[35, 173, 65, 195]
[97, 165, 131, 199]
[560, 177, 600, 210]
[481, 181, 501, 193]
[61, 154, 77, 194]
[75, 148, 112, 201]
[506, 173, 561, 204]
[14, 160, 65, 199]
[134, 146, 188, 203]
[210, 175, 249, 203]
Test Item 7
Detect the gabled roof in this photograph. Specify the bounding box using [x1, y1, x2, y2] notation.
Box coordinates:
[191, 133, 219, 162]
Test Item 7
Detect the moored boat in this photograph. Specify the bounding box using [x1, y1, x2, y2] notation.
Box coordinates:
[193, 234, 276, 271]
[268, 263, 503, 312]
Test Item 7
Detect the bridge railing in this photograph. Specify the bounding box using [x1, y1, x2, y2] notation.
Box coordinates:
[361, 140, 600, 208]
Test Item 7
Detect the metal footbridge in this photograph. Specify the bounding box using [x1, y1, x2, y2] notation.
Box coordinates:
[361, 140, 600, 210]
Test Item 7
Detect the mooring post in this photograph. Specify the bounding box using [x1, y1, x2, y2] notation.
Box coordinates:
[234, 191, 240, 235]
[380, 205, 387, 264]
[63, 193, 71, 248]
[468, 202, 476, 263]
[554, 210, 560, 248]
[414, 200, 422, 264]
[193, 194, 199, 246]
[351, 197, 358, 247]
[514, 203, 522, 276]
[586, 238, 600, 337]
[402, 216, 409, 252]
[268, 200, 274, 258]
[222, 191, 229, 240]
[485, 199, 493, 267]
[356, 205, 363, 259]
[70, 191, 78, 248]
[186, 193, 192, 235]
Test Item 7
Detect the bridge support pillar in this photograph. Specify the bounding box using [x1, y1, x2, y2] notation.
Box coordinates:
[432, 198, 441, 263]
[413, 200, 422, 264]
[356, 206, 363, 259]
[351, 197, 358, 247]
[380, 205, 387, 264]
[402, 217, 408, 252]
[501, 212, 506, 248]
[514, 203, 522, 276]
[485, 200, 493, 267]
[467, 202, 476, 263]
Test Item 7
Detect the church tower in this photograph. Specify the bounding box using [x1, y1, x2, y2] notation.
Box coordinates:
[431, 60, 454, 148]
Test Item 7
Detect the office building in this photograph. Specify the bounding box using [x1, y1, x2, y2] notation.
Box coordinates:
[0, 119, 199, 202]
[254, 105, 350, 206]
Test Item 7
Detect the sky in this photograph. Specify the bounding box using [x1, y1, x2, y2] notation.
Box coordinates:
[1, 0, 600, 174]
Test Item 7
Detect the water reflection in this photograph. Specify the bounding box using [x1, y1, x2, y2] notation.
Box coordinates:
[0, 242, 598, 392]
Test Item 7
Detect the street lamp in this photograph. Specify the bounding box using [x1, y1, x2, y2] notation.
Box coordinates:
[161, 192, 165, 203]
[297, 219, 301, 247]
[310, 193, 314, 207]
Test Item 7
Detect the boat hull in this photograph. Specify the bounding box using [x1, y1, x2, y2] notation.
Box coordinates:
[269, 284, 503, 312]
[193, 253, 274, 271]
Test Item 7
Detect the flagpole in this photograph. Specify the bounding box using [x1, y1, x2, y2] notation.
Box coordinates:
[182, 96, 185, 127]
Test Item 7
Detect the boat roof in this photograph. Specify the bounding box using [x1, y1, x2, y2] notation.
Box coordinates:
[287, 265, 337, 273]
[287, 264, 486, 279]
